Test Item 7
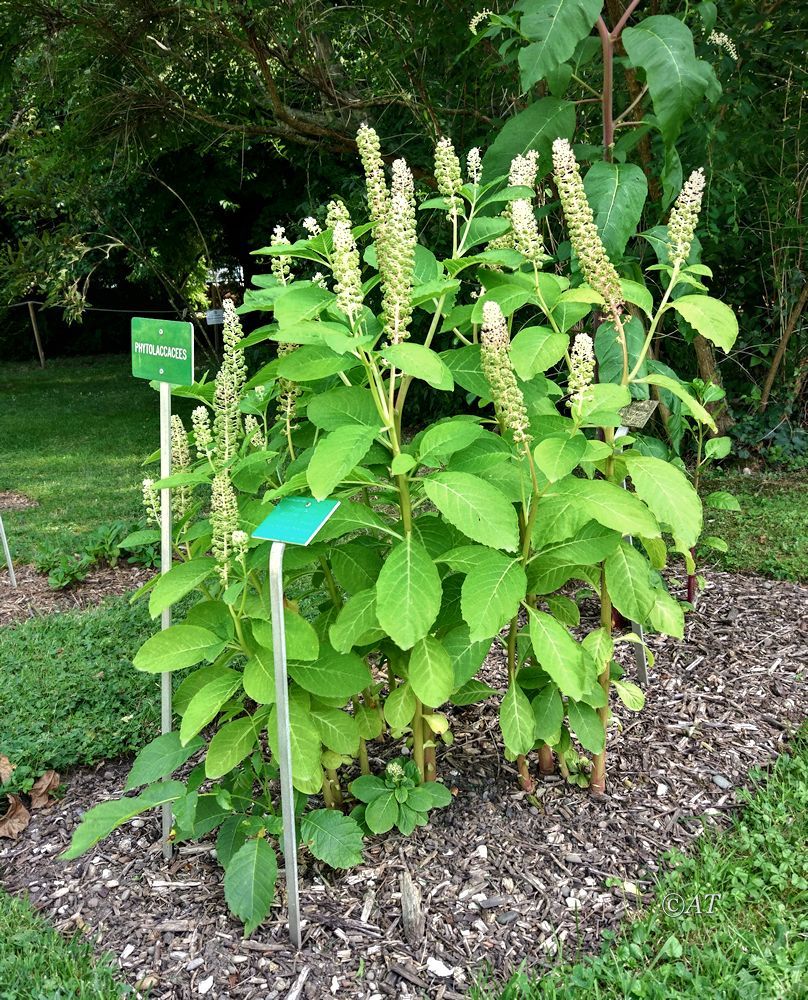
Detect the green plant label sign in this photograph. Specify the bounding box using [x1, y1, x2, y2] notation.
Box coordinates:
[131, 318, 194, 384]
[253, 496, 340, 546]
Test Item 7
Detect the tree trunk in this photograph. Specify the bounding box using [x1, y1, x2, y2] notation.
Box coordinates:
[692, 334, 733, 435]
[759, 282, 808, 412]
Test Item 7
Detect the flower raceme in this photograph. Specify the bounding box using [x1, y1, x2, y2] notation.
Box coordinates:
[326, 200, 363, 327]
[667, 168, 706, 269]
[210, 471, 240, 583]
[480, 300, 532, 451]
[435, 137, 463, 218]
[213, 300, 247, 466]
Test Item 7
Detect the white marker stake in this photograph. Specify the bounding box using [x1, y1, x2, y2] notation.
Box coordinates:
[269, 541, 301, 949]
[615, 426, 649, 687]
[0, 515, 16, 587]
[159, 380, 173, 859]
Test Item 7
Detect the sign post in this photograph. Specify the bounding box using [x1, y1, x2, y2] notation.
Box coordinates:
[131, 317, 194, 859]
[252, 496, 340, 948]
[0, 515, 16, 588]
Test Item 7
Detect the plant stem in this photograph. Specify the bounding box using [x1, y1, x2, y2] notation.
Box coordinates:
[590, 563, 613, 795]
[423, 707, 437, 781]
[358, 738, 369, 775]
[412, 698, 425, 781]
[538, 744, 556, 775]
[325, 768, 343, 808]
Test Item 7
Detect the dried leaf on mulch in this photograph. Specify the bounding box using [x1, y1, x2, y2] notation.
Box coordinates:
[0, 755, 14, 784]
[30, 771, 60, 810]
[0, 795, 31, 839]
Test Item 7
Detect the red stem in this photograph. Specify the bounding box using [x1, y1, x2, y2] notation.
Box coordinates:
[596, 17, 614, 159]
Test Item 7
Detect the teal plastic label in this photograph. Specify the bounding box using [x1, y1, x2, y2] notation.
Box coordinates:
[253, 497, 340, 546]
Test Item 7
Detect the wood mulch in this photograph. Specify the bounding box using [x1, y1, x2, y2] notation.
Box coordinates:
[0, 490, 39, 512]
[1, 569, 807, 999]
[0, 564, 153, 627]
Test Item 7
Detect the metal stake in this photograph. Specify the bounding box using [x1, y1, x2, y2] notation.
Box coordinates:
[159, 380, 173, 859]
[0, 515, 16, 588]
[269, 540, 302, 949]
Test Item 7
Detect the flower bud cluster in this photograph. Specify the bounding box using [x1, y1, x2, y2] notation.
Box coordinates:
[270, 225, 293, 285]
[509, 151, 540, 189]
[568, 333, 596, 408]
[170, 414, 192, 517]
[302, 216, 321, 237]
[356, 123, 389, 226]
[211, 471, 240, 583]
[277, 342, 302, 425]
[244, 414, 265, 448]
[435, 137, 463, 218]
[708, 30, 738, 61]
[141, 478, 161, 526]
[552, 139, 624, 324]
[510, 199, 545, 263]
[213, 299, 247, 465]
[379, 158, 417, 344]
[326, 199, 364, 326]
[192, 405, 213, 460]
[231, 529, 249, 562]
[467, 147, 482, 185]
[469, 9, 492, 35]
[480, 301, 532, 449]
[667, 168, 706, 269]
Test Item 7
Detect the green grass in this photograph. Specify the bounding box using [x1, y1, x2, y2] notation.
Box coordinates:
[0, 891, 127, 1000]
[701, 470, 808, 583]
[473, 729, 808, 999]
[0, 355, 193, 564]
[0, 597, 161, 776]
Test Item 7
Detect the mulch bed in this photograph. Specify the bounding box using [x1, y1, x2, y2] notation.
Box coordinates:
[0, 564, 153, 627]
[0, 490, 39, 512]
[2, 569, 807, 999]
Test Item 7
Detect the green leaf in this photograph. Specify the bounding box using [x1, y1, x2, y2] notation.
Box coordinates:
[307, 425, 378, 500]
[452, 679, 498, 705]
[180, 668, 244, 745]
[418, 420, 484, 467]
[268, 702, 322, 794]
[330, 539, 384, 595]
[460, 551, 527, 642]
[62, 781, 186, 860]
[471, 285, 533, 324]
[383, 343, 454, 391]
[625, 453, 702, 548]
[277, 345, 357, 382]
[252, 614, 320, 662]
[300, 809, 364, 869]
[365, 790, 399, 834]
[242, 647, 276, 704]
[174, 663, 234, 715]
[518, 0, 603, 89]
[384, 682, 417, 729]
[205, 717, 260, 779]
[375, 536, 442, 650]
[596, 316, 648, 386]
[649, 588, 684, 638]
[536, 477, 660, 543]
[700, 534, 728, 553]
[215, 816, 251, 869]
[462, 216, 512, 251]
[613, 679, 646, 711]
[671, 295, 738, 353]
[567, 700, 605, 753]
[349, 774, 388, 804]
[424, 472, 519, 552]
[704, 436, 731, 461]
[546, 594, 580, 627]
[500, 680, 535, 756]
[310, 703, 360, 754]
[635, 373, 717, 431]
[533, 432, 587, 482]
[622, 15, 717, 146]
[133, 624, 224, 674]
[705, 490, 741, 511]
[482, 99, 576, 180]
[307, 387, 380, 431]
[442, 625, 492, 688]
[125, 733, 204, 791]
[441, 345, 491, 398]
[531, 685, 564, 743]
[223, 839, 278, 936]
[288, 647, 372, 699]
[409, 781, 453, 809]
[329, 589, 385, 652]
[583, 161, 648, 260]
[273, 282, 333, 326]
[510, 326, 569, 380]
[604, 542, 657, 622]
[527, 607, 589, 701]
[408, 636, 454, 707]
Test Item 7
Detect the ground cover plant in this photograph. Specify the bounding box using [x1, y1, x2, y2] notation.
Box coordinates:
[473, 727, 808, 999]
[63, 112, 737, 933]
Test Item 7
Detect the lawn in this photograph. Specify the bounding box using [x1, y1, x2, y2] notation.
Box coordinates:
[474, 729, 808, 999]
[0, 355, 194, 564]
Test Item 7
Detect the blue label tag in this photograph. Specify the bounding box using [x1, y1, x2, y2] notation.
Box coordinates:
[252, 496, 340, 546]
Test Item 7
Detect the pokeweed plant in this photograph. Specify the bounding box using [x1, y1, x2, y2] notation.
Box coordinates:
[64, 121, 736, 930]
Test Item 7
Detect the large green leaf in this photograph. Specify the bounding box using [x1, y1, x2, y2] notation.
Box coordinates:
[510, 326, 569, 380]
[622, 15, 717, 146]
[300, 809, 364, 869]
[180, 668, 244, 745]
[408, 636, 454, 707]
[535, 476, 660, 544]
[531, 685, 564, 743]
[671, 295, 738, 353]
[223, 839, 278, 936]
[277, 345, 358, 381]
[635, 372, 717, 431]
[441, 345, 491, 398]
[517, 0, 604, 90]
[62, 781, 186, 859]
[242, 647, 275, 704]
[527, 607, 588, 700]
[567, 699, 605, 753]
[288, 647, 372, 699]
[424, 472, 519, 552]
[482, 99, 576, 181]
[583, 161, 648, 260]
[268, 701, 323, 794]
[375, 536, 442, 650]
[533, 432, 587, 482]
[329, 589, 385, 652]
[595, 316, 647, 387]
[500, 680, 535, 756]
[384, 682, 417, 729]
[133, 624, 224, 673]
[148, 557, 218, 618]
[460, 550, 527, 642]
[125, 733, 204, 791]
[418, 420, 484, 467]
[625, 453, 702, 547]
[307, 425, 378, 500]
[330, 539, 384, 595]
[383, 343, 454, 391]
[310, 702, 360, 753]
[205, 717, 260, 779]
[252, 614, 319, 662]
[307, 386, 381, 431]
[604, 541, 657, 622]
[365, 790, 399, 833]
[442, 624, 492, 688]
